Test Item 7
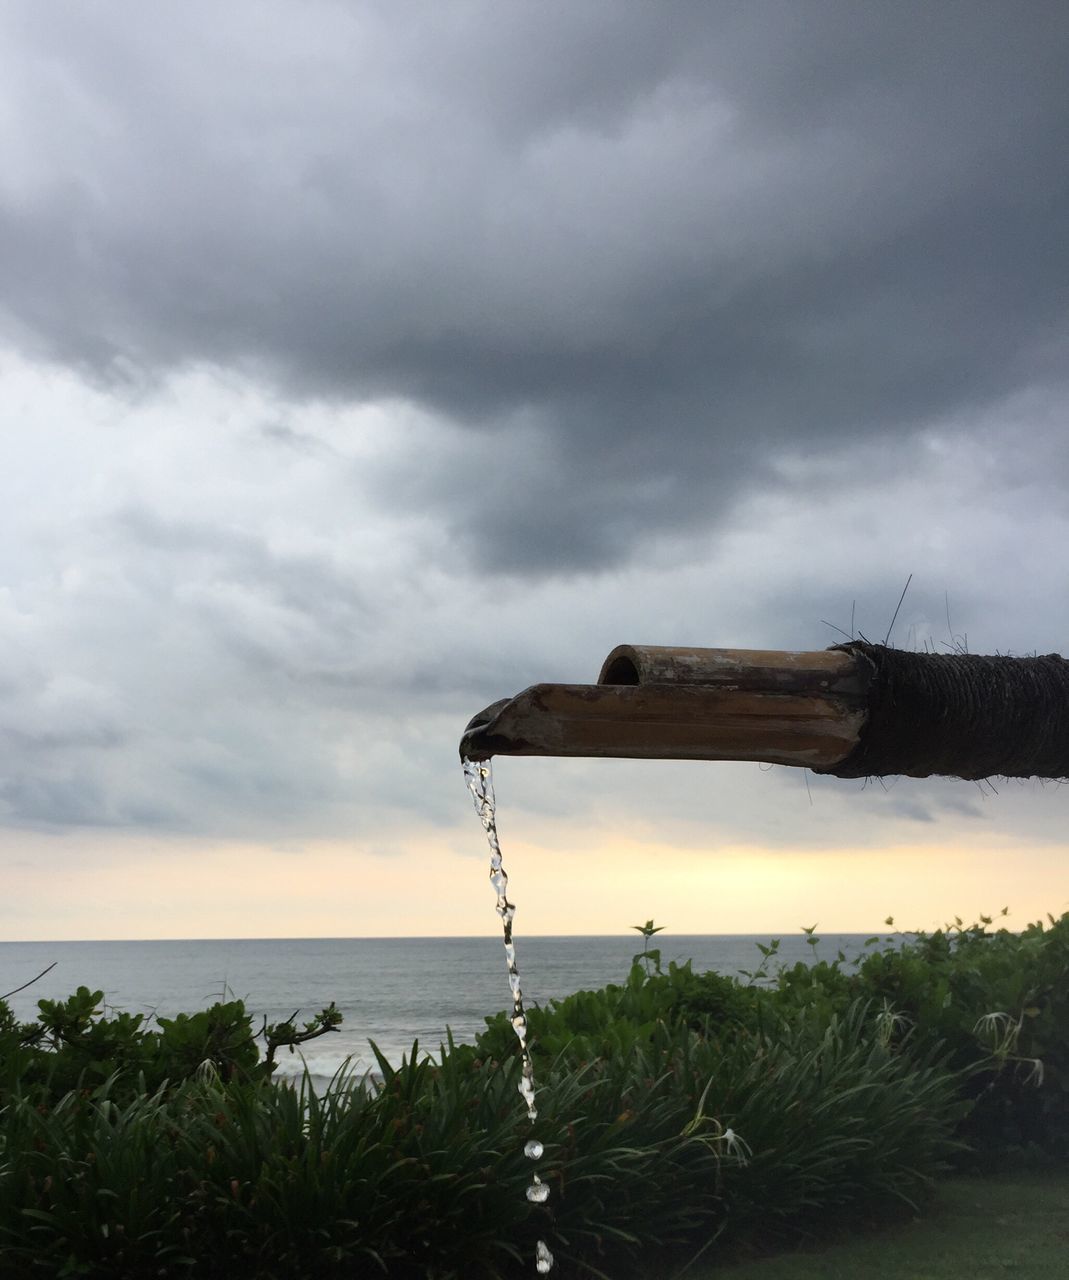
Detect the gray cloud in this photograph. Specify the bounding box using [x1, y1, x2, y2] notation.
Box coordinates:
[0, 2, 1066, 571]
[0, 358, 1065, 849]
[0, 4, 1067, 857]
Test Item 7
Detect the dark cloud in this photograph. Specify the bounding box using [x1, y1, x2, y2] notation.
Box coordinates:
[0, 353, 1065, 849]
[0, 2, 1067, 859]
[1, 2, 1066, 571]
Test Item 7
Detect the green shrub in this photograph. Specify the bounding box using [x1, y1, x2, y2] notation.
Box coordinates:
[767, 912, 1069, 1161]
[0, 1001, 961, 1278]
[2, 910, 1066, 1276]
[475, 959, 761, 1067]
[0, 988, 341, 1108]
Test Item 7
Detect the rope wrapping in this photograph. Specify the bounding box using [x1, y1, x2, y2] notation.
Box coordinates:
[820, 642, 1069, 780]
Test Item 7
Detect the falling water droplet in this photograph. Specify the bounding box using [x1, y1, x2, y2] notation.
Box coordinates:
[526, 1176, 551, 1204]
[518, 1074, 538, 1120]
[464, 756, 553, 1272]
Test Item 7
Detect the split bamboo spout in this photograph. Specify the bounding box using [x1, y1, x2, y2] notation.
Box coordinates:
[461, 646, 870, 771]
[459, 643, 1069, 781]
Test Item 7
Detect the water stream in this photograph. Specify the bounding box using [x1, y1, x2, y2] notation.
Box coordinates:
[464, 757, 554, 1275]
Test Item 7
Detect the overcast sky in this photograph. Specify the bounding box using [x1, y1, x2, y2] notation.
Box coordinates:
[1, 1, 1068, 942]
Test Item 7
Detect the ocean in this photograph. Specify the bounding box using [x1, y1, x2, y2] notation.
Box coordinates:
[0, 933, 876, 1085]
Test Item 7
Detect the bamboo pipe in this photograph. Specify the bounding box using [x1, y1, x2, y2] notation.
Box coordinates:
[460, 647, 870, 770]
[459, 643, 1069, 780]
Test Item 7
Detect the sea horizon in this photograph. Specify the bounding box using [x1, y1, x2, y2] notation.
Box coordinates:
[0, 928, 895, 945]
[2, 930, 887, 1083]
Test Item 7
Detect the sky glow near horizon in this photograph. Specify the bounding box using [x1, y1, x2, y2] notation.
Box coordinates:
[1, 2, 1068, 943]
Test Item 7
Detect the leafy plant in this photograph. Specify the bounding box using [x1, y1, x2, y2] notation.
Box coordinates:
[764, 910, 1069, 1161]
[632, 919, 665, 977]
[0, 987, 343, 1107]
[474, 957, 760, 1067]
[0, 1002, 962, 1278]
[3, 910, 1068, 1276]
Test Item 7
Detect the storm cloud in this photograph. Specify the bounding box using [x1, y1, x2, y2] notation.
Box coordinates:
[2, 1, 1066, 570]
[0, 0, 1067, 931]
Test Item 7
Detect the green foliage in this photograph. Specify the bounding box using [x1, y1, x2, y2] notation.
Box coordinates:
[0, 1005, 961, 1278]
[0, 987, 342, 1107]
[474, 958, 760, 1066]
[2, 909, 1067, 1277]
[765, 911, 1069, 1161]
[631, 918, 666, 976]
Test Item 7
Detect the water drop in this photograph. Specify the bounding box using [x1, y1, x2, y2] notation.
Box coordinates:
[526, 1176, 550, 1204]
[518, 1076, 538, 1120]
[465, 757, 550, 1268]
